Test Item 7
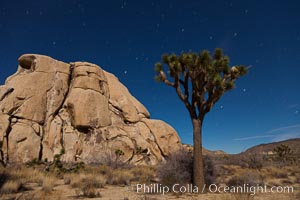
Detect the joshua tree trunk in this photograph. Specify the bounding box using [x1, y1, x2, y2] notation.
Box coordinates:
[192, 118, 205, 190]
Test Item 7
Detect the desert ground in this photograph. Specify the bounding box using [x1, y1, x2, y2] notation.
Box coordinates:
[1, 149, 299, 200]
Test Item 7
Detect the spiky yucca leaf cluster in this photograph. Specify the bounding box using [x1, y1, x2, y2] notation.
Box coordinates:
[155, 48, 247, 117]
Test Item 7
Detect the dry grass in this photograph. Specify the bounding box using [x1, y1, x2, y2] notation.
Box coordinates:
[217, 164, 300, 187]
[0, 166, 44, 185]
[0, 160, 298, 200]
[0, 180, 22, 194]
[96, 164, 113, 175]
[83, 173, 107, 188]
[42, 176, 57, 193]
[107, 169, 134, 185]
[68, 172, 105, 198]
[69, 173, 106, 188]
[130, 166, 156, 182]
[0, 166, 58, 196]
[261, 166, 297, 179]
[69, 174, 84, 188]
[64, 164, 153, 186]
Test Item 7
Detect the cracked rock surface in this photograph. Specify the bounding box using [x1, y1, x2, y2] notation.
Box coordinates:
[0, 54, 181, 165]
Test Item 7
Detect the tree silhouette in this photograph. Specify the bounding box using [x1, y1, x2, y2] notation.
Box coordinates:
[154, 49, 248, 188]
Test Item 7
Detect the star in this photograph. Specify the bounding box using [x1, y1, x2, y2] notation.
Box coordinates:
[295, 110, 299, 115]
[233, 32, 238, 37]
[124, 70, 128, 74]
[121, 0, 127, 9]
[52, 41, 56, 45]
[209, 36, 213, 40]
[242, 88, 247, 92]
[26, 10, 30, 15]
[181, 28, 185, 32]
[245, 9, 249, 14]
[220, 105, 224, 109]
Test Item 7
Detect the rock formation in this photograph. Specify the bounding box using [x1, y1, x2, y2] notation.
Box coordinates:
[0, 54, 181, 165]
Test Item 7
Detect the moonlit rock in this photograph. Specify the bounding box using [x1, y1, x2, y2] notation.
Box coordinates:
[0, 54, 182, 165]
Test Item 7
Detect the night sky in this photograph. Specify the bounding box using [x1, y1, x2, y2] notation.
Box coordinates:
[1, 0, 300, 153]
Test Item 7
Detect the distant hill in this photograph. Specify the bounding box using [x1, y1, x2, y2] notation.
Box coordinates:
[184, 138, 300, 157]
[241, 138, 300, 155]
[182, 144, 227, 156]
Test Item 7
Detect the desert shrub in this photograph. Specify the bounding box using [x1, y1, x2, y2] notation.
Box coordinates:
[223, 154, 263, 169]
[91, 148, 131, 169]
[215, 165, 236, 177]
[97, 164, 113, 175]
[25, 158, 41, 167]
[82, 186, 101, 198]
[83, 174, 106, 188]
[245, 154, 263, 170]
[227, 171, 264, 187]
[204, 155, 216, 185]
[70, 174, 84, 188]
[227, 154, 263, 169]
[223, 154, 245, 166]
[157, 148, 193, 186]
[43, 147, 84, 175]
[157, 148, 216, 186]
[70, 173, 104, 198]
[107, 169, 133, 185]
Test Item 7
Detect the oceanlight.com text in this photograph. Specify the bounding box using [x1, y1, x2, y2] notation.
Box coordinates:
[207, 184, 294, 195]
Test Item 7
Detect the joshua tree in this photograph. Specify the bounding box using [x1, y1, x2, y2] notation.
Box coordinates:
[273, 144, 292, 163]
[154, 49, 247, 189]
